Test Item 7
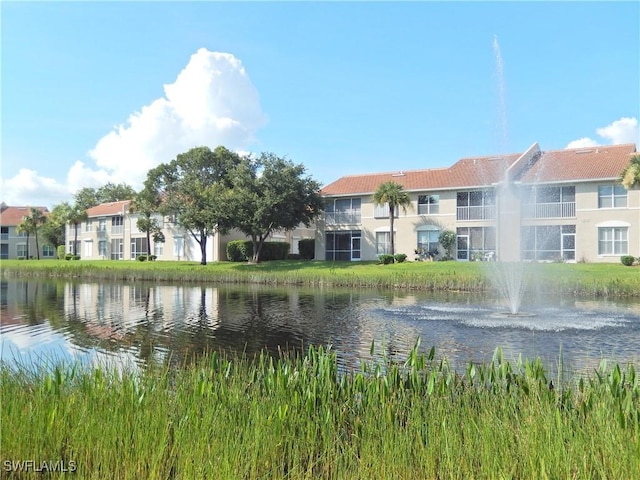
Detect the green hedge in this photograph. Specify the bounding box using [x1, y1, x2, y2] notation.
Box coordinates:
[226, 240, 291, 262]
[298, 238, 315, 260]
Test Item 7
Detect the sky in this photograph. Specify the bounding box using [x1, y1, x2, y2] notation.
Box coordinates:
[2, 1, 639, 209]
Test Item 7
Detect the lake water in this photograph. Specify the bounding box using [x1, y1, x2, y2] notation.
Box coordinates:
[1, 278, 639, 375]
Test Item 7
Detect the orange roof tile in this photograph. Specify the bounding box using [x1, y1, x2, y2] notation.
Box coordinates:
[518, 144, 637, 184]
[320, 144, 637, 196]
[86, 200, 131, 217]
[0, 206, 49, 226]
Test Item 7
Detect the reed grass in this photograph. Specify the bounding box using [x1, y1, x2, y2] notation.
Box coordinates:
[2, 344, 639, 479]
[2, 259, 639, 297]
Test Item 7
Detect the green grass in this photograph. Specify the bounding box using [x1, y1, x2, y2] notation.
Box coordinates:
[2, 345, 639, 479]
[2, 258, 639, 296]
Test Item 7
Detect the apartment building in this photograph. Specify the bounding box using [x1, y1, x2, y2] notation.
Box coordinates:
[0, 203, 53, 260]
[316, 143, 639, 263]
[66, 200, 315, 261]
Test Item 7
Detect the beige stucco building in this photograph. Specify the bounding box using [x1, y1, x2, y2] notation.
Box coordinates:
[0, 203, 52, 260]
[316, 143, 639, 263]
[65, 200, 314, 262]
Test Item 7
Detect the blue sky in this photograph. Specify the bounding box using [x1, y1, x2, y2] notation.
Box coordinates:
[2, 1, 639, 208]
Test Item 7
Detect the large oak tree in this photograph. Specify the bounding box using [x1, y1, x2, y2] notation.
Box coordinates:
[229, 153, 323, 263]
[145, 146, 241, 265]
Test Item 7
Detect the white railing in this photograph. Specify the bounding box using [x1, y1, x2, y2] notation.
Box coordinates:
[111, 226, 123, 234]
[456, 205, 496, 221]
[325, 211, 361, 225]
[522, 202, 575, 219]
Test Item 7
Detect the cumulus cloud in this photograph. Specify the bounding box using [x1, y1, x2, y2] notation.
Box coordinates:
[0, 169, 70, 207]
[566, 117, 639, 149]
[88, 48, 267, 186]
[1, 49, 266, 208]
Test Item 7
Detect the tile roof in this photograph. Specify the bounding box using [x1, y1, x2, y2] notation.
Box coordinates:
[86, 200, 131, 217]
[320, 153, 521, 195]
[518, 144, 637, 184]
[320, 144, 637, 195]
[0, 205, 49, 226]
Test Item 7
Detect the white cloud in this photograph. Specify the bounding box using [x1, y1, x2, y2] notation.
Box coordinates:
[1, 49, 266, 208]
[566, 117, 639, 149]
[88, 48, 267, 188]
[0, 169, 70, 207]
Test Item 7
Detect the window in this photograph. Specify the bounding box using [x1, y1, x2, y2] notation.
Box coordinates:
[86, 219, 93, 232]
[325, 230, 361, 261]
[110, 238, 123, 260]
[418, 195, 439, 215]
[42, 245, 55, 258]
[522, 225, 575, 261]
[417, 228, 440, 256]
[456, 190, 495, 220]
[16, 244, 27, 257]
[376, 232, 391, 255]
[0, 227, 8, 241]
[98, 218, 107, 232]
[456, 227, 496, 260]
[598, 185, 627, 209]
[374, 204, 398, 218]
[154, 241, 164, 258]
[112, 216, 124, 234]
[598, 227, 628, 255]
[131, 237, 148, 259]
[68, 240, 80, 255]
[98, 240, 107, 257]
[325, 198, 361, 224]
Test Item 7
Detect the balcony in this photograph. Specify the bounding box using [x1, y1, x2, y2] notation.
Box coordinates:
[111, 226, 124, 235]
[456, 205, 496, 221]
[325, 211, 361, 225]
[522, 202, 575, 219]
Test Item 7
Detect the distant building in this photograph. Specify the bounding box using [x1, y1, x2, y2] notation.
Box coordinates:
[0, 203, 52, 260]
[317, 143, 639, 263]
[65, 200, 315, 262]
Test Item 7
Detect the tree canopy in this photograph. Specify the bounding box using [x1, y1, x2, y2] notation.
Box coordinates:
[145, 146, 242, 265]
[40, 202, 71, 249]
[620, 153, 640, 190]
[17, 207, 47, 259]
[372, 181, 412, 258]
[228, 153, 323, 263]
[74, 183, 137, 209]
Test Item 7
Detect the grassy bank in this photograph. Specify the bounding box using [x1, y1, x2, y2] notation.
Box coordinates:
[2, 259, 640, 297]
[2, 345, 639, 479]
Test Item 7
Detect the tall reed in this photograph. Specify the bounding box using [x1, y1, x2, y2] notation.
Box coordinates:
[2, 344, 638, 479]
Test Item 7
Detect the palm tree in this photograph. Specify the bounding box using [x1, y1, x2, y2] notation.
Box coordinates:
[17, 208, 47, 259]
[28, 208, 47, 259]
[620, 153, 640, 190]
[130, 186, 164, 260]
[66, 204, 88, 256]
[372, 181, 412, 258]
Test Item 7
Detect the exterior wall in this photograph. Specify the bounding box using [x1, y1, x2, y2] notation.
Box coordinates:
[66, 211, 316, 262]
[0, 226, 56, 260]
[318, 181, 639, 264]
[574, 182, 639, 263]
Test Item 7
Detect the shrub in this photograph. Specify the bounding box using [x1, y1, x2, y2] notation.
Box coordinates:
[150, 255, 157, 261]
[378, 254, 394, 265]
[439, 230, 456, 259]
[17, 256, 26, 260]
[394, 253, 407, 263]
[298, 238, 315, 260]
[287, 254, 301, 260]
[620, 255, 635, 266]
[226, 240, 249, 262]
[65, 253, 74, 261]
[260, 242, 290, 261]
[137, 255, 147, 262]
[72, 255, 81, 261]
[57, 245, 66, 259]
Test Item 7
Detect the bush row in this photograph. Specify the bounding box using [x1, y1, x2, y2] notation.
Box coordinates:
[378, 253, 408, 264]
[226, 241, 291, 262]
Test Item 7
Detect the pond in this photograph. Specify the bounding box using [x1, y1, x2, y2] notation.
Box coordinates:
[1, 278, 639, 374]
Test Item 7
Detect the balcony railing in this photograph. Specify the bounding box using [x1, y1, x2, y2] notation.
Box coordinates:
[325, 211, 361, 225]
[456, 205, 496, 221]
[111, 226, 123, 235]
[522, 202, 575, 219]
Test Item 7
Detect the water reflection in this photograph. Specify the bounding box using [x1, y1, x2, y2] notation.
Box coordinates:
[1, 278, 639, 374]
